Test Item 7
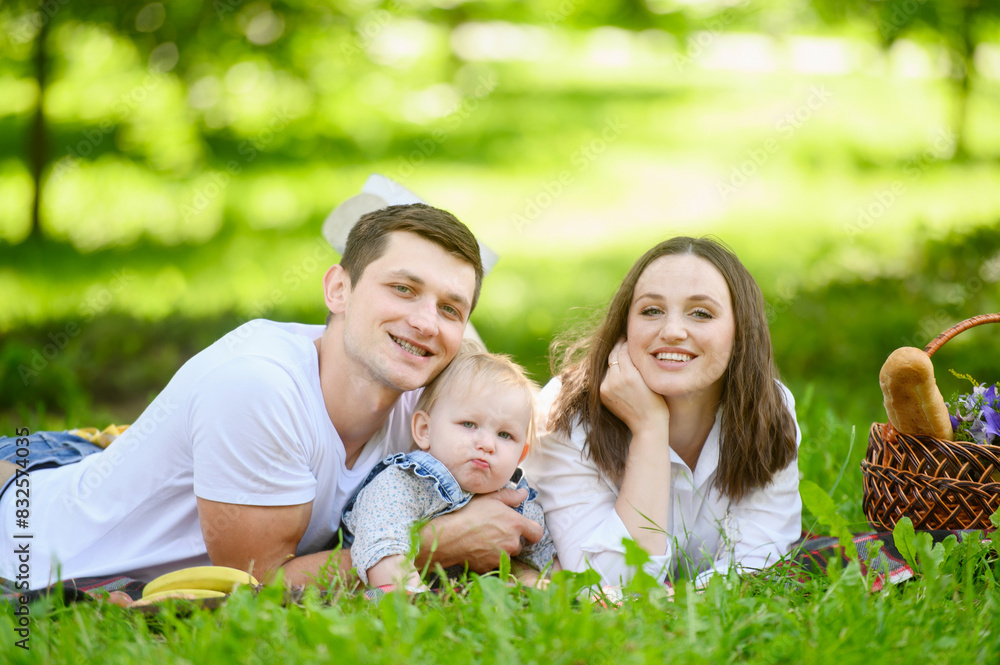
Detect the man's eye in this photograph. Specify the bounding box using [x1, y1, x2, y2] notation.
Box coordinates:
[393, 285, 412, 294]
[441, 304, 460, 318]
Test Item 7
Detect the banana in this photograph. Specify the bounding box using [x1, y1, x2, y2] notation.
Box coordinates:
[133, 588, 226, 606]
[142, 565, 259, 598]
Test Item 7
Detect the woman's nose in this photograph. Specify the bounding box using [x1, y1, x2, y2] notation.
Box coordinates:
[659, 312, 688, 342]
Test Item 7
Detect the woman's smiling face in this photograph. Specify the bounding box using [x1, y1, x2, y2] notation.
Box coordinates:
[625, 253, 736, 406]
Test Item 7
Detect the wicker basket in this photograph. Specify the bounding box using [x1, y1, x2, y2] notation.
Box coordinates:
[862, 313, 1000, 531]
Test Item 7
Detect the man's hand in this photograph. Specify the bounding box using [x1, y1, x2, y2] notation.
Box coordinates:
[416, 488, 544, 573]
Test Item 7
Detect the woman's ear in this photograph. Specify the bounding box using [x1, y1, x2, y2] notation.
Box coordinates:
[323, 264, 351, 316]
[411, 410, 432, 451]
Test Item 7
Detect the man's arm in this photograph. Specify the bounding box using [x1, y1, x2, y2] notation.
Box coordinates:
[198, 489, 544, 586]
[415, 488, 545, 573]
[196, 498, 354, 587]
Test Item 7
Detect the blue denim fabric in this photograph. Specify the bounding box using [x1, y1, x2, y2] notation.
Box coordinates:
[339, 450, 539, 548]
[0, 431, 103, 500]
[342, 450, 470, 535]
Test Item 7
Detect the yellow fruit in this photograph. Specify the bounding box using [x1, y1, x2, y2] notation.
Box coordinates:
[142, 565, 259, 598]
[132, 588, 225, 606]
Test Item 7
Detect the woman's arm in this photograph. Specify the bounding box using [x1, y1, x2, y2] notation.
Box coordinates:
[524, 425, 672, 585]
[601, 340, 672, 557]
[522, 378, 673, 586]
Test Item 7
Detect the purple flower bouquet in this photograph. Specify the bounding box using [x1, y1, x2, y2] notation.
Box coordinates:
[948, 381, 1000, 445]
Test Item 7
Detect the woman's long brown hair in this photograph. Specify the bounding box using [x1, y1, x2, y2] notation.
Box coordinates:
[548, 237, 797, 502]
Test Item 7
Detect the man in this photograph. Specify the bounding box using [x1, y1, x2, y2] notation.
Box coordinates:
[0, 204, 541, 590]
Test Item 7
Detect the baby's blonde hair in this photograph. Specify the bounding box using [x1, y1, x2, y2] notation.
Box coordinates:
[415, 340, 539, 452]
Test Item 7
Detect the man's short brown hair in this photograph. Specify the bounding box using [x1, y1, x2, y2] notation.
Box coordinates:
[340, 203, 484, 310]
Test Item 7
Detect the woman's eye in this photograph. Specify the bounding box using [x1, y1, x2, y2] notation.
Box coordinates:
[691, 309, 713, 319]
[640, 306, 662, 317]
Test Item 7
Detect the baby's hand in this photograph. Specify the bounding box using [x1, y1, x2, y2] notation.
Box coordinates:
[365, 554, 424, 590]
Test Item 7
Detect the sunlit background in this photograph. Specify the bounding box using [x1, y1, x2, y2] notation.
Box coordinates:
[2, 0, 999, 441]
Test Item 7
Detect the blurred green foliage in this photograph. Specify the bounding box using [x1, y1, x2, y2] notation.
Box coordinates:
[3, 221, 998, 422]
[2, 0, 1000, 530]
[2, 0, 999, 246]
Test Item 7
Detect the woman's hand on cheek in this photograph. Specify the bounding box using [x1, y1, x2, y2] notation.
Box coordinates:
[599, 339, 670, 435]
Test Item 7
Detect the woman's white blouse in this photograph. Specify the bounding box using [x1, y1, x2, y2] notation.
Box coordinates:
[522, 378, 802, 587]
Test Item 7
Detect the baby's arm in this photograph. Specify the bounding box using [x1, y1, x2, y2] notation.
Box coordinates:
[510, 477, 559, 579]
[343, 466, 440, 587]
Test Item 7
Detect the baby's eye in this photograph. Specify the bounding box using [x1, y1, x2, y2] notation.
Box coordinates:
[498, 431, 513, 440]
[460, 421, 476, 429]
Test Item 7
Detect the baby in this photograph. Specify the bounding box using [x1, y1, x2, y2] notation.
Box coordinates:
[341, 341, 557, 590]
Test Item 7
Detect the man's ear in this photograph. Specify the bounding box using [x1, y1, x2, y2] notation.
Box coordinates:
[411, 411, 432, 451]
[323, 264, 351, 316]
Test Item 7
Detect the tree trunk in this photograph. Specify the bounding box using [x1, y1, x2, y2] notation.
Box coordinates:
[951, 3, 974, 161]
[29, 10, 49, 239]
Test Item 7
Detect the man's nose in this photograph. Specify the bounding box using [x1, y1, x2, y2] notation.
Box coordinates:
[408, 300, 439, 336]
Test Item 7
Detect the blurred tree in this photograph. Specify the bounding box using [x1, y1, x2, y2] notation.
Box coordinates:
[27, 1, 49, 240]
[809, 0, 1000, 160]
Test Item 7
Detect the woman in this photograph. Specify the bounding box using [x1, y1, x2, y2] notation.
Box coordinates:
[522, 236, 800, 587]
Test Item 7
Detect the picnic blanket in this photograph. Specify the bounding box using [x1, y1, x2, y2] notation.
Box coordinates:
[784, 529, 986, 591]
[2, 575, 147, 605]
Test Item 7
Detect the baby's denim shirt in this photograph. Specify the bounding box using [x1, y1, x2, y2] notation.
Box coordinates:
[341, 450, 555, 584]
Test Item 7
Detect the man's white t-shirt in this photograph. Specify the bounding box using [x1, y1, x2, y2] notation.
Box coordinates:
[0, 320, 417, 589]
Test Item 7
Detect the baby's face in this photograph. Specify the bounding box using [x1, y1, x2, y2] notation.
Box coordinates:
[412, 381, 531, 494]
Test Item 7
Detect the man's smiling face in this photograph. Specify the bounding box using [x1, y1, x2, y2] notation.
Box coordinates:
[340, 231, 476, 394]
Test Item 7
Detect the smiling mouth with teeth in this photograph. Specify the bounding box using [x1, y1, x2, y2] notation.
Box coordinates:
[655, 352, 694, 362]
[390, 334, 429, 357]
